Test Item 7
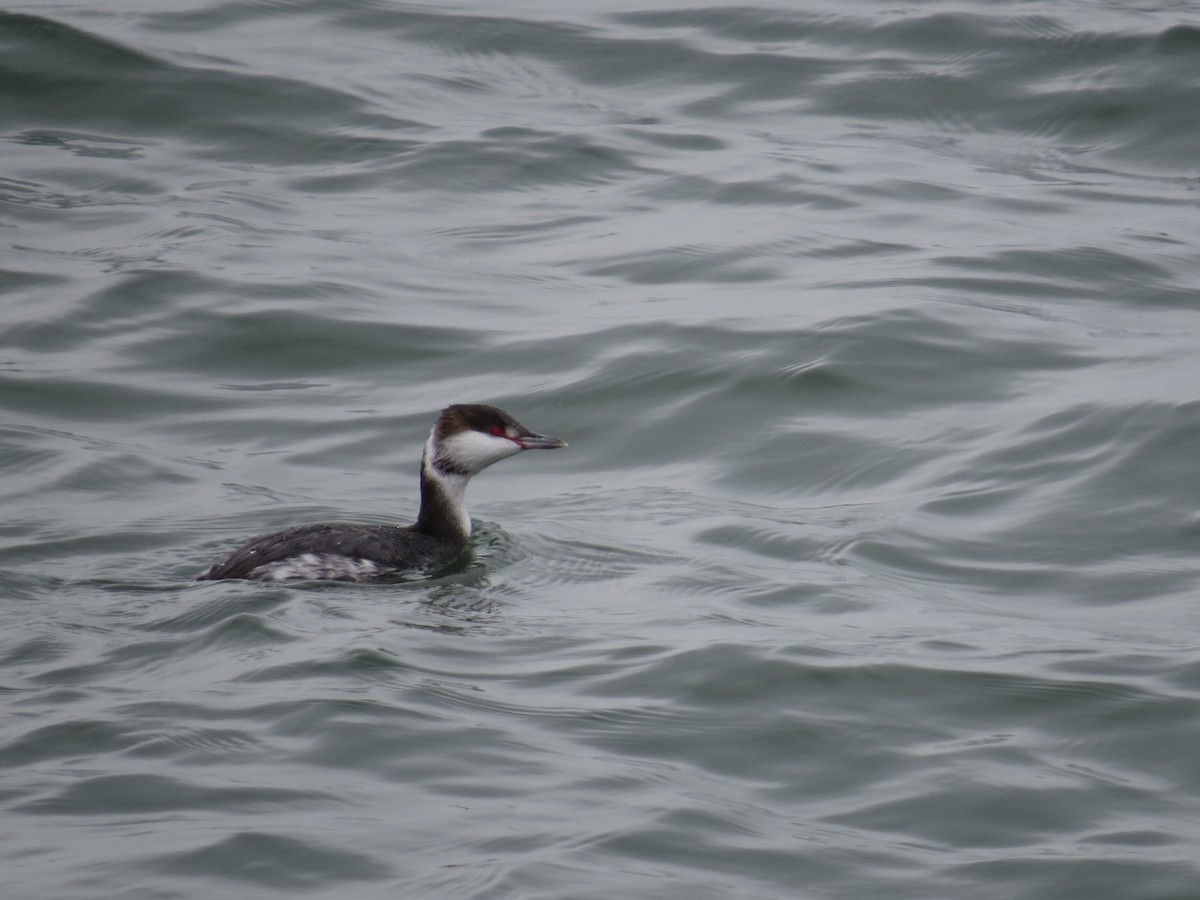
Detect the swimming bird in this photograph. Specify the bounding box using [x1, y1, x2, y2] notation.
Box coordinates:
[195, 404, 566, 582]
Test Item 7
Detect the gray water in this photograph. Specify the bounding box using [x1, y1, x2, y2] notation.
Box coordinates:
[3, 2, 1200, 898]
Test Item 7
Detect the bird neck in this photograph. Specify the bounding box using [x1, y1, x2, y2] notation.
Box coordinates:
[414, 442, 472, 543]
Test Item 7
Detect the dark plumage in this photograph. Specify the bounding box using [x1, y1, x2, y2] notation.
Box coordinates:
[194, 523, 455, 582]
[195, 404, 566, 583]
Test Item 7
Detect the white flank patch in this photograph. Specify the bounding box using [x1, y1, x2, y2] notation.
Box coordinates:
[249, 553, 383, 583]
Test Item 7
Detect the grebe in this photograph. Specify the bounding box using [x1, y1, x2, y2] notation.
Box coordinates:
[195, 404, 566, 582]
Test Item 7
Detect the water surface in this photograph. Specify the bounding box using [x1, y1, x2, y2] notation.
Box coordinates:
[2, 2, 1200, 898]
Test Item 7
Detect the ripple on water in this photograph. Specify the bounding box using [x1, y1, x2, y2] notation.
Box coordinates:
[4, 2, 1200, 899]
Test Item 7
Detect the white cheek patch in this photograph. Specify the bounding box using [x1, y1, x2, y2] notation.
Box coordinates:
[439, 429, 522, 473]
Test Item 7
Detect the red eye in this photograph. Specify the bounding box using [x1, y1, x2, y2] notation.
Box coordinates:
[489, 424, 505, 437]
